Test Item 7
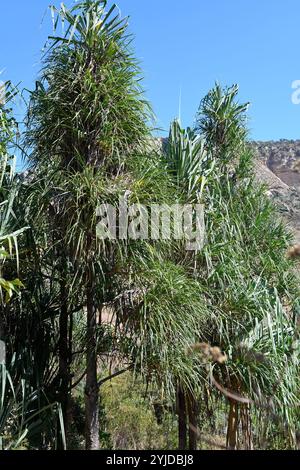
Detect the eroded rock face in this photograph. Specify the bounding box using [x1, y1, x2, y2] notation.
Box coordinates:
[252, 140, 300, 190]
[252, 140, 300, 243]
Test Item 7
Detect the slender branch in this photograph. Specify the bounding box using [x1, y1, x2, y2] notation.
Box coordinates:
[72, 348, 86, 356]
[97, 365, 133, 389]
[211, 375, 252, 404]
[70, 369, 87, 391]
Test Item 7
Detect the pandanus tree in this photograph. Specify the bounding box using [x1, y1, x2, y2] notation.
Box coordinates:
[164, 120, 214, 449]
[201, 168, 300, 449]
[159, 85, 299, 450]
[194, 83, 249, 162]
[193, 84, 300, 449]
[25, 0, 152, 449]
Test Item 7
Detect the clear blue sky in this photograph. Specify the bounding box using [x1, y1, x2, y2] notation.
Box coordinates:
[1, 0, 300, 143]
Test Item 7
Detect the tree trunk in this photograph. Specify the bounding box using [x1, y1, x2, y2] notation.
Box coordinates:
[187, 393, 198, 450]
[226, 400, 239, 450]
[85, 265, 99, 450]
[203, 385, 215, 433]
[58, 278, 71, 448]
[240, 403, 253, 450]
[177, 385, 187, 450]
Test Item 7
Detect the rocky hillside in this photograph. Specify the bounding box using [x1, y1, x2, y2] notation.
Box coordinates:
[253, 140, 300, 189]
[252, 140, 300, 243]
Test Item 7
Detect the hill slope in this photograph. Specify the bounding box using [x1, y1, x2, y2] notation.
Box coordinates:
[253, 140, 300, 242]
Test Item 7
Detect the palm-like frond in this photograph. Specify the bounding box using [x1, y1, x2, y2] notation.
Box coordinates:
[195, 83, 249, 161]
[25, 1, 152, 172]
[166, 120, 215, 201]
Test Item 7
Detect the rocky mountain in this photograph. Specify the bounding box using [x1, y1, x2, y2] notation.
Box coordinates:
[252, 140, 300, 243]
[252, 140, 300, 189]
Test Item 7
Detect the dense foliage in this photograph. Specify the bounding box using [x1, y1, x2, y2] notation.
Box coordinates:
[0, 1, 299, 450]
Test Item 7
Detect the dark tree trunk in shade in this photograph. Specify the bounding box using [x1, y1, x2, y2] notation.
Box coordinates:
[177, 385, 187, 450]
[85, 263, 100, 450]
[58, 277, 71, 448]
[188, 393, 198, 450]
